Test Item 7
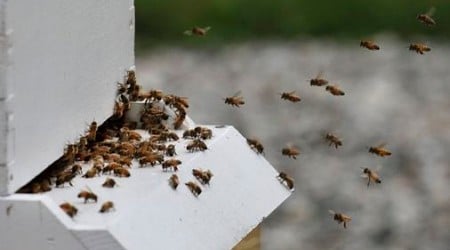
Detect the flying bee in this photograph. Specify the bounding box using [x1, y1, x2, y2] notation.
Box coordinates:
[169, 174, 179, 190]
[185, 181, 202, 197]
[224, 91, 245, 107]
[329, 210, 352, 229]
[102, 177, 117, 188]
[309, 71, 329, 86]
[184, 26, 211, 36]
[162, 159, 182, 171]
[281, 145, 300, 159]
[409, 43, 431, 55]
[417, 7, 436, 26]
[368, 143, 392, 157]
[99, 201, 115, 213]
[325, 133, 343, 149]
[360, 40, 380, 50]
[60, 202, 78, 218]
[279, 91, 301, 103]
[361, 167, 382, 187]
[77, 188, 98, 203]
[325, 85, 345, 96]
[277, 172, 294, 190]
[246, 138, 264, 154]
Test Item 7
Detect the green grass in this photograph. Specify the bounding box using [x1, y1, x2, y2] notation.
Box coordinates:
[135, 0, 450, 49]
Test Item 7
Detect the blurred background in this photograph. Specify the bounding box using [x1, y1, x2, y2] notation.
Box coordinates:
[134, 1, 450, 249]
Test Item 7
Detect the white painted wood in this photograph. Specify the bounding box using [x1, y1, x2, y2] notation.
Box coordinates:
[0, 0, 135, 194]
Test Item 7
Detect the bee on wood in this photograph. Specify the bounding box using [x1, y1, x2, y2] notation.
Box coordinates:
[164, 95, 189, 109]
[185, 181, 202, 197]
[60, 202, 78, 218]
[246, 138, 264, 154]
[417, 7, 436, 26]
[113, 101, 125, 118]
[169, 174, 179, 190]
[114, 167, 131, 177]
[173, 112, 186, 130]
[102, 178, 117, 188]
[309, 71, 329, 86]
[71, 164, 82, 175]
[102, 162, 121, 174]
[325, 85, 345, 96]
[183, 129, 197, 139]
[329, 210, 352, 229]
[360, 40, 380, 50]
[55, 172, 77, 187]
[198, 127, 213, 140]
[139, 153, 164, 167]
[86, 121, 97, 142]
[77, 188, 98, 203]
[282, 145, 300, 159]
[325, 133, 343, 149]
[409, 43, 431, 55]
[162, 159, 182, 171]
[184, 26, 211, 36]
[99, 201, 115, 213]
[166, 144, 177, 157]
[277, 172, 294, 190]
[224, 91, 245, 107]
[105, 153, 121, 163]
[192, 169, 214, 185]
[39, 179, 52, 192]
[83, 167, 99, 178]
[118, 156, 133, 167]
[186, 139, 208, 152]
[361, 167, 382, 187]
[368, 143, 392, 157]
[279, 91, 301, 103]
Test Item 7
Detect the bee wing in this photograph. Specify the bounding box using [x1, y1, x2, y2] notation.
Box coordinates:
[232, 90, 242, 98]
[85, 185, 93, 193]
[375, 165, 383, 171]
[183, 30, 193, 36]
[377, 142, 387, 148]
[317, 70, 324, 78]
[203, 26, 211, 32]
[328, 210, 336, 215]
[426, 6, 436, 16]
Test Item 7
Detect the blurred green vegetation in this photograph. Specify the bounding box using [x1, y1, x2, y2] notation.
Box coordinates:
[135, 0, 450, 49]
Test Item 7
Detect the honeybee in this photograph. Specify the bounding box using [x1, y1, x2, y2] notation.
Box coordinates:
[82, 167, 99, 178]
[139, 153, 164, 167]
[114, 167, 131, 177]
[409, 43, 431, 55]
[325, 133, 343, 149]
[277, 172, 294, 190]
[360, 40, 380, 50]
[183, 129, 197, 139]
[309, 71, 329, 86]
[417, 7, 436, 26]
[102, 177, 117, 188]
[361, 167, 382, 187]
[192, 169, 214, 185]
[166, 144, 177, 157]
[56, 172, 76, 187]
[164, 94, 189, 109]
[71, 164, 82, 175]
[77, 188, 98, 203]
[325, 85, 345, 96]
[169, 174, 179, 190]
[99, 201, 115, 213]
[60, 202, 78, 218]
[162, 159, 182, 171]
[329, 210, 352, 229]
[199, 127, 213, 140]
[39, 179, 52, 192]
[173, 112, 186, 130]
[186, 139, 208, 152]
[281, 145, 300, 159]
[246, 138, 264, 154]
[185, 181, 202, 197]
[113, 101, 125, 118]
[280, 91, 301, 103]
[184, 26, 211, 36]
[224, 91, 245, 107]
[86, 121, 97, 142]
[368, 143, 392, 157]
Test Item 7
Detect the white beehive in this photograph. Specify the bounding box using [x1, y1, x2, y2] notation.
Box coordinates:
[0, 1, 291, 249]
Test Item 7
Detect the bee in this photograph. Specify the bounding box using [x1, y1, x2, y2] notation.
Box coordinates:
[82, 167, 99, 178]
[113, 101, 125, 118]
[279, 91, 301, 103]
[309, 71, 329, 86]
[60, 202, 78, 218]
[105, 153, 121, 163]
[139, 153, 164, 167]
[368, 143, 392, 157]
[325, 85, 345, 96]
[185, 181, 202, 197]
[162, 159, 182, 171]
[173, 112, 186, 130]
[39, 179, 52, 192]
[329, 210, 352, 229]
[183, 129, 197, 139]
[198, 127, 213, 140]
[360, 40, 380, 50]
[281, 145, 300, 159]
[409, 43, 431, 55]
[114, 167, 131, 177]
[361, 167, 382, 187]
[417, 7, 436, 26]
[102, 177, 117, 188]
[224, 91, 245, 107]
[277, 172, 294, 190]
[325, 133, 343, 149]
[86, 121, 97, 142]
[184, 26, 211, 36]
[192, 169, 214, 185]
[77, 188, 98, 203]
[99, 201, 115, 213]
[169, 174, 179, 190]
[164, 95, 189, 109]
[246, 138, 264, 154]
[71, 164, 83, 175]
[186, 139, 208, 152]
[166, 144, 177, 157]
[56, 172, 76, 187]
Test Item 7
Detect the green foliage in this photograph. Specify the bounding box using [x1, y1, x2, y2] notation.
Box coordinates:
[135, 0, 450, 48]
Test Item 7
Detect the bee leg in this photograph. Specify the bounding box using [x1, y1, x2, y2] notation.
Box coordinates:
[69, 182, 73, 187]
[343, 222, 347, 228]
[367, 178, 371, 187]
[293, 156, 297, 160]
